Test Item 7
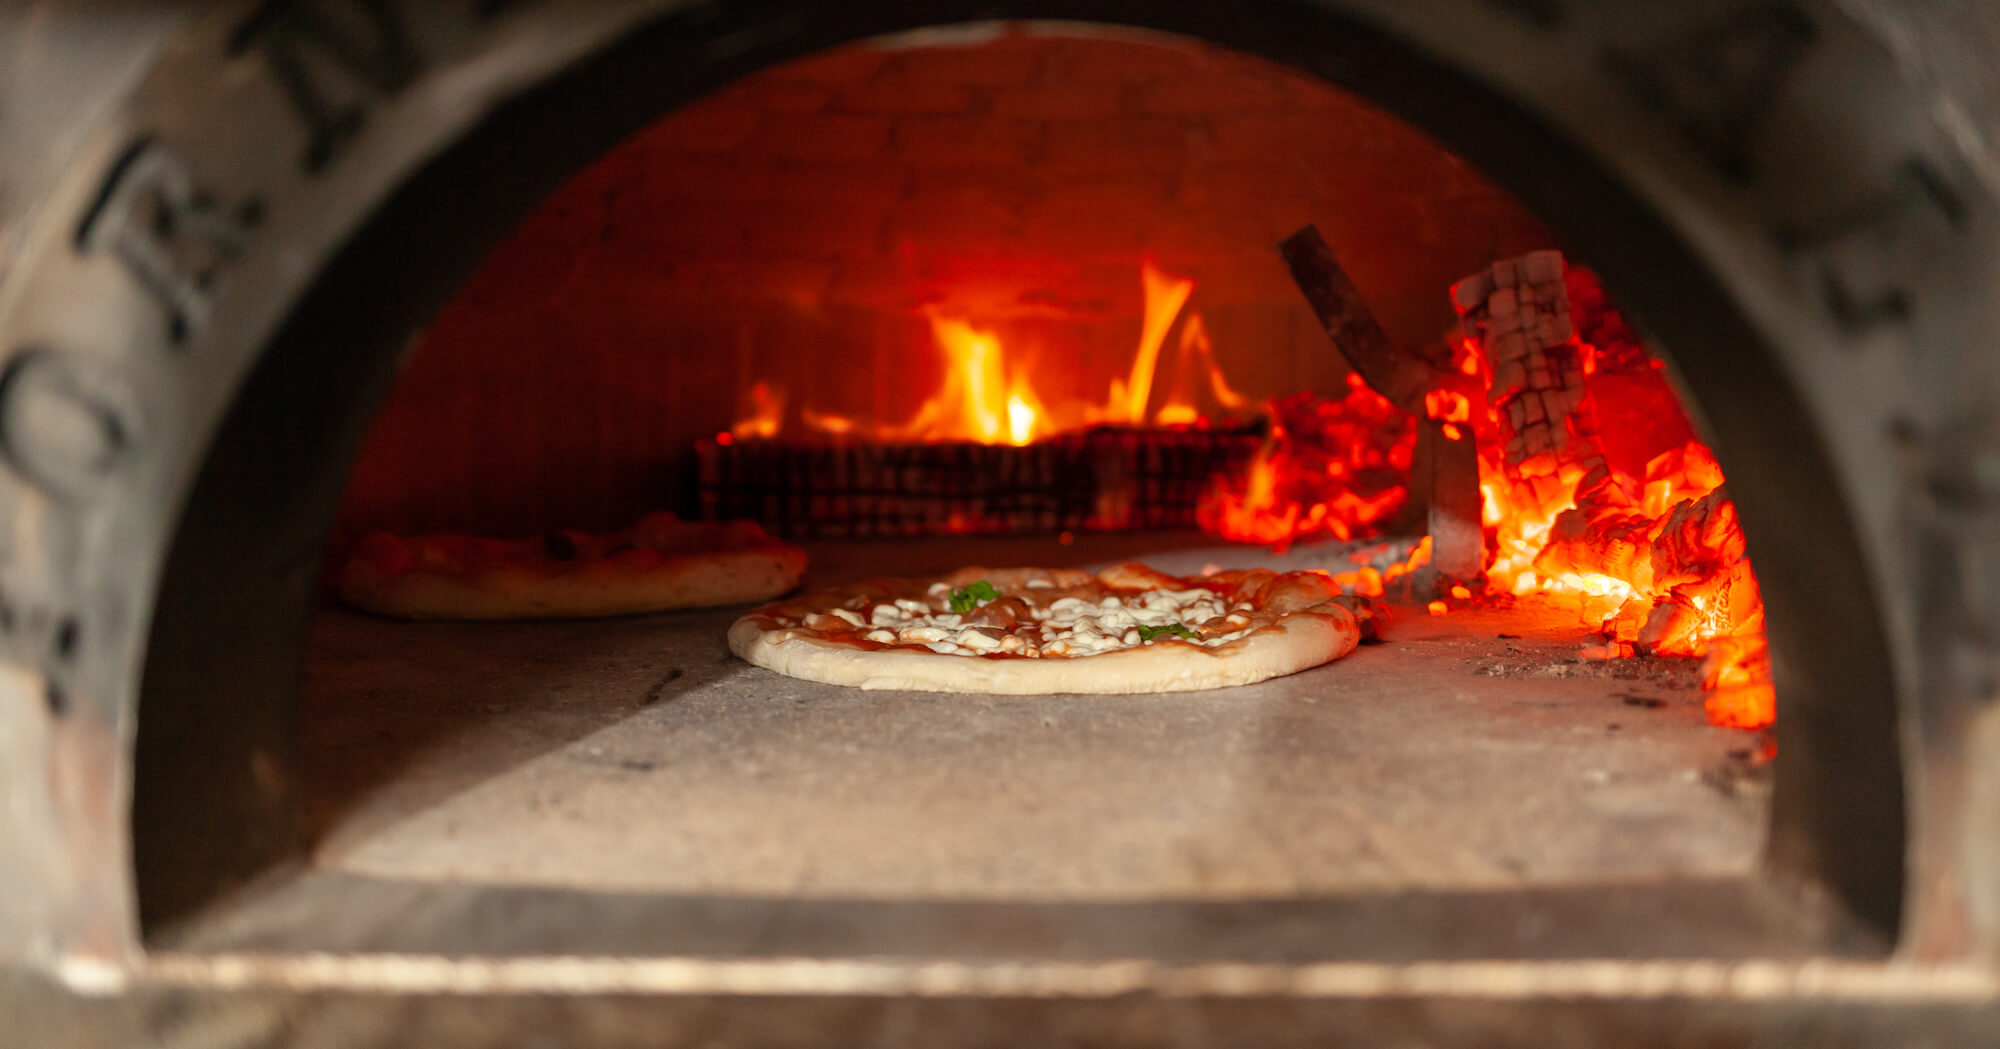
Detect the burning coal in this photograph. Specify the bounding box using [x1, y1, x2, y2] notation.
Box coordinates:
[1199, 253, 1774, 731]
[1454, 257, 1773, 730]
[1195, 377, 1414, 549]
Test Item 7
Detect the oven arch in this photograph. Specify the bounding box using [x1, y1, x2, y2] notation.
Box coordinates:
[1, 0, 1986, 966]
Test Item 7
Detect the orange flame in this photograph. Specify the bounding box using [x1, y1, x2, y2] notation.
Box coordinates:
[1157, 313, 1252, 426]
[1103, 262, 1196, 426]
[1007, 394, 1036, 445]
[731, 381, 784, 439]
[759, 262, 1251, 444]
[875, 314, 1047, 446]
[801, 408, 857, 435]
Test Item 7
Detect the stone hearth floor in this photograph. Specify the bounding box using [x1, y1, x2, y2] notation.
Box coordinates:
[291, 532, 1767, 901]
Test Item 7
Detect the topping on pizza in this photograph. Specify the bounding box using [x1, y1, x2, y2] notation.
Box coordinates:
[947, 579, 1000, 613]
[729, 563, 1370, 695]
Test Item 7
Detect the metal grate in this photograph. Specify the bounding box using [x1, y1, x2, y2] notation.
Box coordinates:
[695, 426, 1265, 539]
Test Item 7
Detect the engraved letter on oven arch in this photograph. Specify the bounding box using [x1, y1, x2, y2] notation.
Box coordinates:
[232, 0, 422, 172]
[74, 139, 259, 346]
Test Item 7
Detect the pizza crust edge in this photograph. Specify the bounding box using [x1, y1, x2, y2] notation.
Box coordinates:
[341, 540, 807, 620]
[728, 581, 1361, 695]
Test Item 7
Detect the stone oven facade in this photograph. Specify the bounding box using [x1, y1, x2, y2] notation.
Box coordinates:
[0, 3, 1995, 1045]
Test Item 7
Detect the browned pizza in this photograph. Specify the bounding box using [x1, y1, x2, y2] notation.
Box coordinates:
[729, 562, 1366, 693]
[339, 512, 806, 620]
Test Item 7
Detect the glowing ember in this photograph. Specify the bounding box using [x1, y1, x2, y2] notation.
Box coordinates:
[1196, 254, 1774, 731]
[1436, 260, 1773, 728]
[1196, 375, 1416, 551]
[1700, 634, 1775, 729]
[1465, 262, 1771, 728]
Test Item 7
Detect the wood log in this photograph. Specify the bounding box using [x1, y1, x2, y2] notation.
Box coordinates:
[1279, 225, 1443, 415]
[696, 427, 1261, 539]
[1450, 250, 1603, 482]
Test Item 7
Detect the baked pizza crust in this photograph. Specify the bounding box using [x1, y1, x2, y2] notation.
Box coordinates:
[729, 564, 1361, 694]
[340, 513, 806, 620]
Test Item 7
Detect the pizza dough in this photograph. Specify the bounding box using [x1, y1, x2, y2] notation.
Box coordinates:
[729, 563, 1362, 694]
[339, 512, 806, 620]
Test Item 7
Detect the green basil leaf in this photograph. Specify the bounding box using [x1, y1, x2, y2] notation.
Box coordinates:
[1138, 623, 1196, 642]
[948, 579, 1000, 613]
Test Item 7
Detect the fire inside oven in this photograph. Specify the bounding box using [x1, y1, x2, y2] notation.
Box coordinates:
[262, 28, 1778, 916]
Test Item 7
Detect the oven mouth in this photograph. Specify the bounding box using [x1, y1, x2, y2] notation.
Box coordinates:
[126, 7, 1907, 966]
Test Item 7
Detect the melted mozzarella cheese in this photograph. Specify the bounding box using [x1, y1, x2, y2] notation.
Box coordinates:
[855, 583, 1261, 658]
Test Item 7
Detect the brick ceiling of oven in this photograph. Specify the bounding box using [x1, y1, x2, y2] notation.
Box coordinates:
[333, 26, 1556, 544]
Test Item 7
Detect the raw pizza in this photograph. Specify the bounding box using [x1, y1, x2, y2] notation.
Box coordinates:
[729, 563, 1368, 694]
[340, 512, 806, 620]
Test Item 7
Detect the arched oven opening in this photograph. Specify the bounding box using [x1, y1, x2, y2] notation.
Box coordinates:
[129, 9, 1905, 967]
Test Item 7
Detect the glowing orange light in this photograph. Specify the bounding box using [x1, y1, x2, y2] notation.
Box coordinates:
[1452, 337, 1484, 376]
[1194, 263, 1773, 731]
[1156, 312, 1250, 426]
[731, 262, 1254, 445]
[1427, 600, 1448, 616]
[870, 314, 1050, 446]
[1007, 395, 1036, 446]
[1702, 632, 1776, 729]
[730, 381, 784, 439]
[803, 409, 856, 436]
[1456, 265, 1771, 729]
[1424, 388, 1472, 423]
[1392, 535, 1433, 578]
[1104, 262, 1196, 426]
[1196, 383, 1416, 551]
[1329, 564, 1386, 597]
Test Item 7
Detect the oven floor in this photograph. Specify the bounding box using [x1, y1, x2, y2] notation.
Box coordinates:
[295, 534, 1769, 901]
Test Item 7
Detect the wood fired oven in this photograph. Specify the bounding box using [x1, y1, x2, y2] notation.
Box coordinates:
[0, 2, 1995, 1046]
